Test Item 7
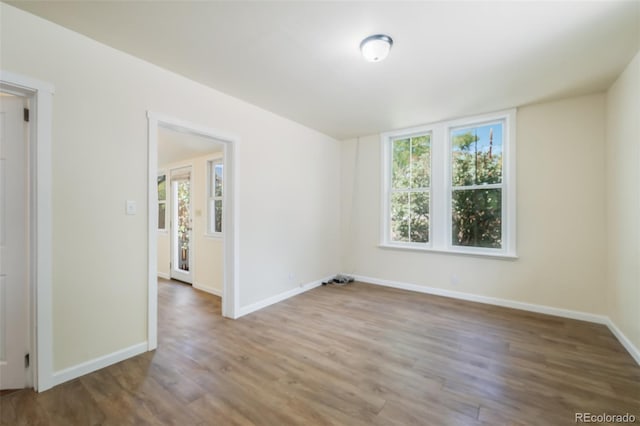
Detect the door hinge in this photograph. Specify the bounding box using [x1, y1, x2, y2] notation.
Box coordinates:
[25, 353, 30, 368]
[23, 108, 30, 122]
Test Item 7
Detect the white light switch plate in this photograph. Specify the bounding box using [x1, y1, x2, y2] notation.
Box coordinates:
[126, 200, 137, 215]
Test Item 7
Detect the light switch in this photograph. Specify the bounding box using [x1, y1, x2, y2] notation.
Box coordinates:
[126, 200, 137, 215]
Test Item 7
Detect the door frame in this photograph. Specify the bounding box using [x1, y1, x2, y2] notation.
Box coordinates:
[147, 112, 239, 351]
[169, 165, 194, 284]
[0, 70, 55, 392]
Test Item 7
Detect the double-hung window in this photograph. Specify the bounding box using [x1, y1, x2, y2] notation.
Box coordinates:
[451, 122, 504, 250]
[207, 159, 223, 235]
[389, 133, 431, 245]
[382, 109, 516, 257]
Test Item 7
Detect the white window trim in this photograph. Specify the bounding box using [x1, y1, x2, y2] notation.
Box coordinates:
[381, 109, 517, 259]
[381, 126, 435, 248]
[206, 158, 223, 237]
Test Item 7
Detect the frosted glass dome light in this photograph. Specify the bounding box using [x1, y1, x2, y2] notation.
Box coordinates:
[360, 34, 393, 62]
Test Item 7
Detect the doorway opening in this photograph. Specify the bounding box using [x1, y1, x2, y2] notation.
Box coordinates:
[0, 71, 54, 392]
[157, 127, 225, 289]
[0, 91, 30, 392]
[147, 112, 239, 351]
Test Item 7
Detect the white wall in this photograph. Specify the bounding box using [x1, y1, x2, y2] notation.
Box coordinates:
[605, 50, 640, 352]
[341, 94, 607, 314]
[158, 152, 224, 295]
[0, 4, 340, 371]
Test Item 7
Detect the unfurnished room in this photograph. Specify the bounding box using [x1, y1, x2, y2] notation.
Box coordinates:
[0, 1, 639, 425]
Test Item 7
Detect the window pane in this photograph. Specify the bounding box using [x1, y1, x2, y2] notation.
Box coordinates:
[392, 138, 410, 189]
[410, 135, 430, 189]
[452, 123, 502, 186]
[209, 199, 215, 234]
[410, 192, 429, 243]
[177, 181, 191, 261]
[158, 202, 166, 229]
[391, 192, 409, 242]
[214, 200, 223, 233]
[214, 164, 223, 197]
[452, 188, 502, 248]
[157, 175, 166, 201]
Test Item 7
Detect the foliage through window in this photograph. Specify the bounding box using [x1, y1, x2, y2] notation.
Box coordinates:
[390, 134, 431, 243]
[157, 174, 167, 230]
[451, 122, 503, 249]
[208, 160, 223, 235]
[382, 110, 515, 256]
[176, 179, 191, 270]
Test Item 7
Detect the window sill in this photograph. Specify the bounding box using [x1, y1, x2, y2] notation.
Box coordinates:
[378, 243, 518, 260]
[204, 233, 223, 240]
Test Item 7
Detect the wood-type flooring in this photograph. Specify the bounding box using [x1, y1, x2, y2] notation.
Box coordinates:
[1, 279, 639, 425]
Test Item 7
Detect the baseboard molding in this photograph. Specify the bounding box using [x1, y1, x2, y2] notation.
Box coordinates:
[51, 342, 148, 387]
[351, 274, 640, 366]
[605, 318, 640, 366]
[45, 275, 639, 391]
[238, 275, 333, 318]
[352, 274, 608, 324]
[193, 282, 222, 297]
[157, 272, 170, 280]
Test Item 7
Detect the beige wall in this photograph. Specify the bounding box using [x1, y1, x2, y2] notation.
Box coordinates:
[1, 4, 341, 371]
[158, 153, 224, 295]
[2, 2, 637, 376]
[341, 94, 607, 314]
[605, 50, 640, 351]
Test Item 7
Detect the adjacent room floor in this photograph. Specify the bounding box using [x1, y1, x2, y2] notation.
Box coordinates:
[1, 279, 639, 425]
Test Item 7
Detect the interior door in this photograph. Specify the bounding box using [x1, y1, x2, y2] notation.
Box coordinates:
[170, 167, 193, 284]
[0, 94, 29, 390]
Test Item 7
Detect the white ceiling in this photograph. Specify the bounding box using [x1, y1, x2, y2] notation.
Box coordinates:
[158, 126, 223, 168]
[11, 1, 640, 140]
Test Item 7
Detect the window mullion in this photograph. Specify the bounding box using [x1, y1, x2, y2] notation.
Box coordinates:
[381, 109, 515, 257]
[430, 124, 446, 250]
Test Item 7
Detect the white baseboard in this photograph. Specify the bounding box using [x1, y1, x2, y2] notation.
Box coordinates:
[52, 342, 148, 387]
[605, 317, 640, 366]
[157, 272, 170, 280]
[45, 274, 639, 391]
[352, 274, 608, 323]
[193, 282, 222, 297]
[237, 275, 333, 318]
[351, 274, 640, 366]
[48, 276, 327, 389]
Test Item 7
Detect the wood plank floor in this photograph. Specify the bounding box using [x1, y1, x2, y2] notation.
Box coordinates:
[2, 279, 639, 425]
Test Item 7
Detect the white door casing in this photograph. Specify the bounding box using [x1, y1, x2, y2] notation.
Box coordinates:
[0, 95, 29, 390]
[147, 112, 239, 351]
[0, 70, 54, 392]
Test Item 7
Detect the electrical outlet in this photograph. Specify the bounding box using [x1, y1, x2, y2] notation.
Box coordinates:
[288, 272, 295, 282]
[451, 274, 460, 285]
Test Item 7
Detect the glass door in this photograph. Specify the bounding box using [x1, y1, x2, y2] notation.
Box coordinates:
[170, 167, 193, 284]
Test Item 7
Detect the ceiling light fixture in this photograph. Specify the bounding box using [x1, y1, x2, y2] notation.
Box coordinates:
[360, 34, 393, 62]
